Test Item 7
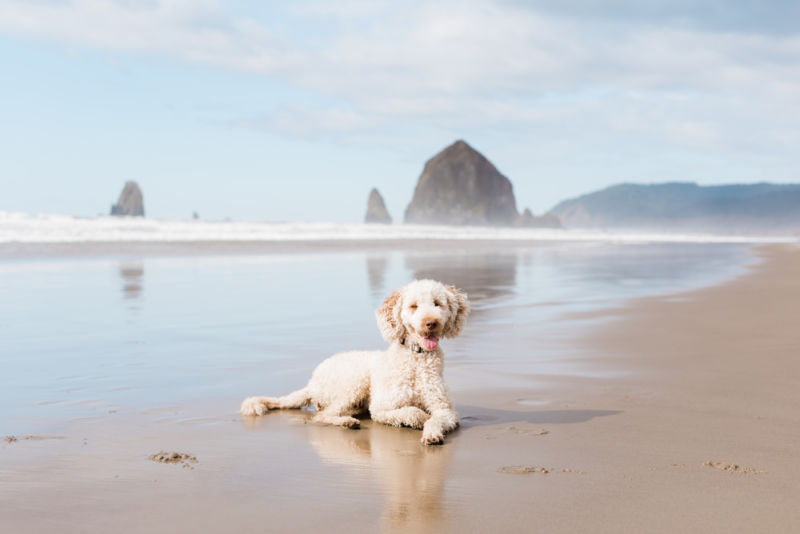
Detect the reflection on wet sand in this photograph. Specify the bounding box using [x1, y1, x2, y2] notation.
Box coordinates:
[551, 243, 750, 288]
[404, 249, 518, 307]
[241, 406, 620, 532]
[119, 261, 144, 300]
[366, 254, 389, 296]
[306, 417, 452, 533]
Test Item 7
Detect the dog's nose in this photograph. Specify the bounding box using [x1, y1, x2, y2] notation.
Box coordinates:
[425, 319, 438, 330]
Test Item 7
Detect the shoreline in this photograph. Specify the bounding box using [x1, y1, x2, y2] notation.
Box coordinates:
[2, 243, 799, 532]
[471, 243, 800, 532]
[0, 237, 790, 261]
[2, 239, 597, 260]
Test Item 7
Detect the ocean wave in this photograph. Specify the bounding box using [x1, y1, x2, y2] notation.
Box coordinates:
[0, 211, 795, 244]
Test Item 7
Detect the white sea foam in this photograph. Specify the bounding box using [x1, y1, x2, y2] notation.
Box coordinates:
[0, 211, 796, 244]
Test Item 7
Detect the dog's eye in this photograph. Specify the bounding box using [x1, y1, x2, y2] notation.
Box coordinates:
[434, 301, 441, 308]
[409, 303, 418, 311]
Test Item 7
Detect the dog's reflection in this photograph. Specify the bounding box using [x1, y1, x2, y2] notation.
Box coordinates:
[306, 416, 453, 531]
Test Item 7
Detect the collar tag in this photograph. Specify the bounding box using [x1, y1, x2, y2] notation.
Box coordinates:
[400, 338, 423, 353]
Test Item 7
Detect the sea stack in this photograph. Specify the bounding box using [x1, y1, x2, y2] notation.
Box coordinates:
[110, 181, 145, 217]
[404, 140, 518, 226]
[365, 188, 392, 224]
[517, 207, 562, 228]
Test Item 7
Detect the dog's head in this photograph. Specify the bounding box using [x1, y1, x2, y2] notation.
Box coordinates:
[375, 279, 470, 351]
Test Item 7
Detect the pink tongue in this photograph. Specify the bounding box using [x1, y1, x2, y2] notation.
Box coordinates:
[422, 336, 438, 350]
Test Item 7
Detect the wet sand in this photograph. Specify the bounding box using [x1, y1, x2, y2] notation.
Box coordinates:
[2, 244, 800, 533]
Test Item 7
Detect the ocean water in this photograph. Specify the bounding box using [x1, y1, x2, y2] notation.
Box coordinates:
[0, 210, 796, 244]
[0, 239, 755, 435]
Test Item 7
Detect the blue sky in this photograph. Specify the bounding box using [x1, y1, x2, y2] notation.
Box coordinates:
[1, 0, 799, 222]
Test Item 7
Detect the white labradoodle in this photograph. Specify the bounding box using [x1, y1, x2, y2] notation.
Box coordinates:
[240, 279, 470, 445]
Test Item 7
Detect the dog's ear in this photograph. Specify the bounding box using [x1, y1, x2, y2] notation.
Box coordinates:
[442, 285, 470, 338]
[375, 288, 406, 343]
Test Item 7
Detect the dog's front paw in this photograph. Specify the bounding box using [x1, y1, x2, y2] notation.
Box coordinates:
[400, 407, 431, 429]
[421, 430, 444, 445]
[240, 397, 268, 416]
[341, 417, 360, 429]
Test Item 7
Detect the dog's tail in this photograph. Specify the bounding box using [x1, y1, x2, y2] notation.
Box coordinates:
[240, 387, 312, 416]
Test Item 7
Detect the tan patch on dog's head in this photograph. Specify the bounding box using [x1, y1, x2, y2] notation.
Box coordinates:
[442, 285, 470, 338]
[375, 288, 406, 343]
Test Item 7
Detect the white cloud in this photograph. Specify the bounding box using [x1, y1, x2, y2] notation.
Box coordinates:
[1, 0, 799, 151]
[0, 0, 289, 72]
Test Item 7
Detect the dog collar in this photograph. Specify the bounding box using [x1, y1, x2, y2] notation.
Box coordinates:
[400, 338, 424, 354]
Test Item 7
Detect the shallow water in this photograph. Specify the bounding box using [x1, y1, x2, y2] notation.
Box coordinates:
[0, 241, 753, 435]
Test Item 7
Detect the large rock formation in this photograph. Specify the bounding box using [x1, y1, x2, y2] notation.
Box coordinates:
[110, 181, 145, 216]
[365, 188, 392, 224]
[404, 140, 519, 226]
[548, 182, 800, 232]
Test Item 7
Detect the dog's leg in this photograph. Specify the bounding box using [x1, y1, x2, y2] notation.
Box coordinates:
[418, 374, 460, 444]
[240, 387, 310, 416]
[312, 404, 361, 429]
[421, 409, 459, 445]
[371, 407, 431, 429]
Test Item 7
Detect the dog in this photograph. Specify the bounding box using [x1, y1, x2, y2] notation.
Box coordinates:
[240, 279, 469, 445]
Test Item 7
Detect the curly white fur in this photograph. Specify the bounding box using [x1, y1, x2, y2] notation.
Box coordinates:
[240, 279, 470, 445]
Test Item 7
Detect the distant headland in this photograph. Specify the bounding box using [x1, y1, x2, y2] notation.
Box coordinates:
[549, 182, 800, 233]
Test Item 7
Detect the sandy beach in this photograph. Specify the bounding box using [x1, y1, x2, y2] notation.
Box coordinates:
[5, 1, 800, 532]
[2, 243, 799, 533]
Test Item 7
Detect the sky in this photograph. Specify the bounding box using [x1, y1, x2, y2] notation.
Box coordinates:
[1, 0, 799, 222]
